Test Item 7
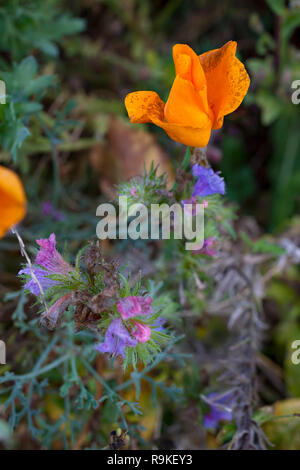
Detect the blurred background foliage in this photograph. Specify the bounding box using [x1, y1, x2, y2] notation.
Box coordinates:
[1, 0, 300, 450]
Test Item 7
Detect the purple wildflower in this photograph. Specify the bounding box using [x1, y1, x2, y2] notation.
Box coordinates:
[203, 392, 234, 430]
[35, 233, 72, 274]
[42, 201, 65, 222]
[153, 317, 166, 333]
[193, 236, 216, 257]
[53, 211, 65, 222]
[130, 187, 137, 197]
[192, 164, 225, 197]
[42, 201, 53, 216]
[19, 233, 75, 295]
[19, 266, 59, 296]
[94, 318, 137, 357]
[117, 296, 152, 320]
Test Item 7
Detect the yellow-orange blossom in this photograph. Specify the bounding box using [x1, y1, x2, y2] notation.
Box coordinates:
[125, 41, 250, 147]
[0, 165, 26, 238]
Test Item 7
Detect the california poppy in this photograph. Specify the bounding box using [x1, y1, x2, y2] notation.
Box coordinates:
[0, 165, 26, 238]
[125, 41, 250, 147]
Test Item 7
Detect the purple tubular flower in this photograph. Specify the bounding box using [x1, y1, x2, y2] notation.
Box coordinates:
[130, 187, 137, 197]
[153, 317, 166, 333]
[18, 233, 75, 296]
[95, 318, 137, 357]
[19, 267, 60, 296]
[35, 233, 73, 275]
[42, 201, 53, 216]
[53, 211, 66, 222]
[203, 392, 234, 430]
[42, 201, 66, 222]
[192, 164, 225, 197]
[117, 296, 152, 320]
[193, 236, 216, 257]
[181, 196, 201, 217]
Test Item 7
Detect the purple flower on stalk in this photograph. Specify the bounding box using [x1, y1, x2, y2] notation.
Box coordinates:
[94, 318, 137, 357]
[19, 266, 59, 296]
[153, 317, 166, 333]
[42, 201, 53, 216]
[42, 201, 65, 222]
[35, 233, 72, 274]
[130, 187, 137, 197]
[117, 296, 152, 320]
[19, 233, 75, 295]
[192, 164, 225, 198]
[193, 236, 216, 257]
[203, 392, 234, 430]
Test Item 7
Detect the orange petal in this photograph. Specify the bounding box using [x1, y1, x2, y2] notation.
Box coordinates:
[152, 118, 212, 147]
[0, 166, 26, 238]
[125, 91, 165, 123]
[165, 75, 212, 128]
[199, 41, 250, 129]
[173, 44, 208, 114]
[125, 89, 212, 147]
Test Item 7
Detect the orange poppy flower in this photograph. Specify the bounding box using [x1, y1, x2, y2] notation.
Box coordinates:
[125, 41, 250, 147]
[0, 165, 26, 238]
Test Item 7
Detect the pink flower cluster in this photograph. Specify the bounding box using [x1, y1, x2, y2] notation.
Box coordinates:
[95, 296, 153, 358]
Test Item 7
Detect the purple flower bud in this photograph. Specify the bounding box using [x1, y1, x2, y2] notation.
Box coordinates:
[42, 201, 66, 222]
[117, 296, 152, 320]
[40, 293, 72, 330]
[42, 201, 53, 216]
[131, 320, 151, 343]
[130, 187, 137, 197]
[203, 391, 234, 430]
[193, 236, 216, 257]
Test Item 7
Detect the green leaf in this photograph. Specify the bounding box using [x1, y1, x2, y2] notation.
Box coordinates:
[265, 0, 285, 15]
[282, 11, 300, 41]
[10, 124, 31, 162]
[256, 92, 282, 125]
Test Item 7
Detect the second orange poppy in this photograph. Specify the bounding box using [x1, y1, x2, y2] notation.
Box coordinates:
[0, 166, 26, 238]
